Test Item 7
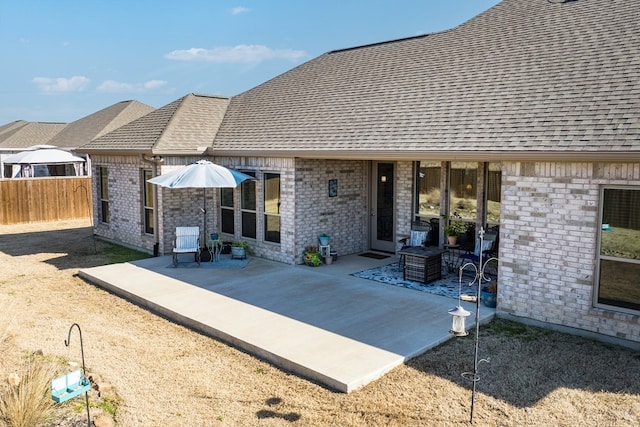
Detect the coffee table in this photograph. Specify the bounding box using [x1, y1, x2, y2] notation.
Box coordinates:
[398, 247, 445, 284]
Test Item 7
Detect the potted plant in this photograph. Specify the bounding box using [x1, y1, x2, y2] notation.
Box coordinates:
[480, 280, 497, 308]
[303, 245, 322, 267]
[444, 221, 464, 245]
[221, 241, 232, 254]
[318, 233, 330, 246]
[231, 240, 250, 260]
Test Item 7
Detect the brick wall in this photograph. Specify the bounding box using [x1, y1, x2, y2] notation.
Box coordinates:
[500, 161, 640, 344]
[91, 155, 157, 253]
[294, 159, 368, 263]
[395, 161, 415, 250]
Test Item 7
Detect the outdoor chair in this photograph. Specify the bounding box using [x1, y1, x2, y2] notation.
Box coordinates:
[398, 220, 431, 266]
[458, 230, 497, 266]
[173, 226, 201, 267]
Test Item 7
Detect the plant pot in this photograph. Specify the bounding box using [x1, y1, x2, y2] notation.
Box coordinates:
[231, 246, 246, 260]
[304, 252, 322, 267]
[200, 248, 211, 262]
[319, 235, 330, 246]
[480, 291, 497, 308]
[447, 235, 458, 246]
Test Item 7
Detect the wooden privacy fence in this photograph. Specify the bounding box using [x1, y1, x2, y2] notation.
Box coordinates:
[0, 177, 92, 225]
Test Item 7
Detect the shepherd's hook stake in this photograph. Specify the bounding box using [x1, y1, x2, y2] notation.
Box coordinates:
[65, 323, 91, 427]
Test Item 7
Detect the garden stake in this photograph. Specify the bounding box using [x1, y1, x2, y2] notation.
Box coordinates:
[65, 323, 91, 427]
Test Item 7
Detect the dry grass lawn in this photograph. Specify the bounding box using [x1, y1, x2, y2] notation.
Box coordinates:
[1, 220, 639, 426]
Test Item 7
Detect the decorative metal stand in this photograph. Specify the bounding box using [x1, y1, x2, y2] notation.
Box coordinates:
[449, 228, 498, 424]
[51, 323, 91, 427]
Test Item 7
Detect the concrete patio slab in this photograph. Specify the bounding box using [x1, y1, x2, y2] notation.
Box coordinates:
[78, 253, 494, 393]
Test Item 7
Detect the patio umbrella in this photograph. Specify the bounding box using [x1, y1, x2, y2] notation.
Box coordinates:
[147, 160, 255, 241]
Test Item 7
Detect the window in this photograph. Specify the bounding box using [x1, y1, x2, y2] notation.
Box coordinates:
[241, 172, 257, 239]
[142, 170, 154, 234]
[99, 167, 109, 223]
[220, 188, 234, 234]
[486, 162, 502, 225]
[416, 161, 441, 219]
[597, 187, 640, 312]
[449, 162, 477, 222]
[264, 173, 281, 243]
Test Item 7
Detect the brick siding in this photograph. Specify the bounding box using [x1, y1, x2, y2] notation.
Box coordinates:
[500, 161, 640, 344]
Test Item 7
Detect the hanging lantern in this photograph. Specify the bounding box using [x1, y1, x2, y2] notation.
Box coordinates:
[448, 305, 471, 336]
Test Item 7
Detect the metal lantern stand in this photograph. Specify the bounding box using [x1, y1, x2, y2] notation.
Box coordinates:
[449, 227, 498, 424]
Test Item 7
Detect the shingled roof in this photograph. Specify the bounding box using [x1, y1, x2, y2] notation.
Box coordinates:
[49, 100, 154, 149]
[80, 94, 229, 155]
[0, 121, 67, 150]
[213, 0, 640, 161]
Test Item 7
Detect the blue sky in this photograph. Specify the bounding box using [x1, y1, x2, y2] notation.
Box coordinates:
[0, 0, 500, 125]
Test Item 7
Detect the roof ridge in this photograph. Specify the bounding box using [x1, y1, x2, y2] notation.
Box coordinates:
[328, 34, 430, 54]
[189, 93, 231, 100]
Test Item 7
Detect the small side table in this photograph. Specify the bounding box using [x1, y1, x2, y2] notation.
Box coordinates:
[443, 244, 462, 272]
[318, 244, 331, 259]
[207, 239, 223, 262]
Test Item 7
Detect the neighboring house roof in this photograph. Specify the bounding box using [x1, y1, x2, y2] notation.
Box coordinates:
[79, 94, 230, 155]
[0, 121, 67, 150]
[213, 0, 640, 161]
[48, 100, 155, 149]
[0, 120, 30, 137]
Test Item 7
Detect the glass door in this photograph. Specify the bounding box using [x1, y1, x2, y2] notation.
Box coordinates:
[370, 162, 396, 252]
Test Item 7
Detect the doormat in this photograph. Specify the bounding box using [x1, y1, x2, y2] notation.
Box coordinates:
[358, 252, 390, 260]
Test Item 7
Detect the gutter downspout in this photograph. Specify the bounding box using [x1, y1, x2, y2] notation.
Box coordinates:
[141, 154, 162, 256]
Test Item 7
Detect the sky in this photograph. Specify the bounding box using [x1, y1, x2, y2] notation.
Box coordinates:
[0, 0, 501, 125]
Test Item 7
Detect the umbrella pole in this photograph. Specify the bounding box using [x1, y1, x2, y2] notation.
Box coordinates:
[203, 189, 206, 246]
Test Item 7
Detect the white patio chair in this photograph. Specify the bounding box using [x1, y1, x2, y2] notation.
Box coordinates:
[173, 226, 201, 267]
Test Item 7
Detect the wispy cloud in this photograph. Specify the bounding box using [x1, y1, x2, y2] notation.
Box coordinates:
[165, 45, 306, 63]
[32, 76, 90, 93]
[231, 6, 250, 15]
[96, 79, 168, 93]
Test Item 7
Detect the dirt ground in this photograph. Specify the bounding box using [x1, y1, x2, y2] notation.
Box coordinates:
[1, 220, 639, 426]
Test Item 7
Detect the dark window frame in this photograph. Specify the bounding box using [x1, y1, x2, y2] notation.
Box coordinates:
[595, 185, 640, 314]
[240, 171, 257, 240]
[264, 172, 281, 244]
[142, 169, 154, 235]
[99, 166, 109, 223]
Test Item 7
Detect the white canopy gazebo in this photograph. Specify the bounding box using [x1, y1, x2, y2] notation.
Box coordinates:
[3, 145, 87, 178]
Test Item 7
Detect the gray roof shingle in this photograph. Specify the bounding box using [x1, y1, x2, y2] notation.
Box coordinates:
[213, 0, 640, 160]
[0, 121, 67, 150]
[49, 100, 155, 149]
[80, 94, 229, 155]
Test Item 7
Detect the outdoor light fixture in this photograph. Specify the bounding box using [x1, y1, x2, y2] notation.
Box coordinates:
[448, 304, 470, 336]
[449, 268, 470, 336]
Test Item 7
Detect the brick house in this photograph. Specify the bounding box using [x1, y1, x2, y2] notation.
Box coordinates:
[78, 0, 640, 346]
